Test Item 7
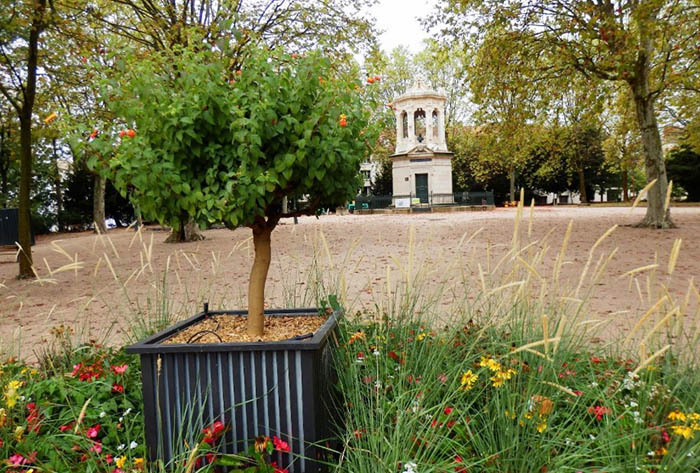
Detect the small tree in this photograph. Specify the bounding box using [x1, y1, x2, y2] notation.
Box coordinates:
[92, 45, 379, 337]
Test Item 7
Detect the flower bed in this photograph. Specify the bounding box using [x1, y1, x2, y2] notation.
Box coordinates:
[2, 315, 699, 473]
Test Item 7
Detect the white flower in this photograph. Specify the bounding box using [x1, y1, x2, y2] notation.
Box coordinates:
[129, 441, 138, 449]
[123, 408, 132, 416]
[647, 451, 655, 457]
[629, 400, 638, 408]
[402, 461, 418, 473]
[119, 417, 123, 422]
[374, 380, 382, 389]
[373, 349, 380, 356]
[99, 411, 106, 418]
[589, 382, 598, 387]
[589, 434, 596, 440]
[117, 444, 125, 451]
[565, 438, 573, 446]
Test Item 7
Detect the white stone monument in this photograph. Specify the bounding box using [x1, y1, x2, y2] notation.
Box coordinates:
[391, 77, 454, 206]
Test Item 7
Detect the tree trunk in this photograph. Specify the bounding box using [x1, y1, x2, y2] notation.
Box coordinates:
[509, 168, 515, 203]
[247, 223, 274, 338]
[93, 174, 107, 233]
[622, 166, 629, 202]
[628, 36, 672, 228]
[16, 0, 47, 278]
[165, 217, 205, 242]
[52, 138, 64, 232]
[578, 167, 587, 203]
[17, 115, 33, 278]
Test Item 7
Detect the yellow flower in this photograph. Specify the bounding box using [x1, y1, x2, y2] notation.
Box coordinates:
[115, 456, 127, 468]
[671, 425, 694, 440]
[14, 425, 24, 441]
[133, 457, 145, 470]
[667, 410, 687, 422]
[656, 447, 668, 456]
[490, 368, 516, 388]
[416, 332, 427, 341]
[536, 421, 547, 433]
[348, 331, 364, 344]
[689, 413, 700, 422]
[479, 356, 501, 372]
[3, 380, 22, 408]
[460, 370, 478, 391]
[0, 407, 6, 427]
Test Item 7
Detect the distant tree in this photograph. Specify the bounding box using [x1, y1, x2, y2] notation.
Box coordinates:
[430, 0, 700, 227]
[371, 158, 393, 196]
[666, 146, 700, 202]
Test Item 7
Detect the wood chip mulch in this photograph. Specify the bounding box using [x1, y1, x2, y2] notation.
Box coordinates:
[164, 315, 327, 344]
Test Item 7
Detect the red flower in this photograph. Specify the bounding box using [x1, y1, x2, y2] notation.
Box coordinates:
[367, 77, 375, 84]
[89, 129, 99, 140]
[444, 407, 454, 415]
[26, 403, 42, 433]
[202, 420, 226, 445]
[105, 454, 114, 464]
[59, 422, 75, 432]
[455, 454, 467, 472]
[270, 461, 289, 473]
[374, 76, 381, 81]
[446, 420, 457, 429]
[573, 390, 583, 396]
[126, 129, 135, 138]
[71, 363, 83, 376]
[86, 424, 101, 438]
[273, 435, 291, 453]
[587, 405, 611, 421]
[388, 351, 405, 364]
[112, 384, 124, 393]
[590, 356, 602, 363]
[353, 428, 365, 439]
[111, 364, 128, 375]
[118, 130, 126, 138]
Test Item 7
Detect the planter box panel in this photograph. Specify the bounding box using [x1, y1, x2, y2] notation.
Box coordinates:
[128, 310, 338, 473]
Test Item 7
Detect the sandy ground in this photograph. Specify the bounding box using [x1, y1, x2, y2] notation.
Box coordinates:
[1, 206, 699, 359]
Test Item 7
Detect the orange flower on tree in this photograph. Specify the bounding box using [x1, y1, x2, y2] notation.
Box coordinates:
[339, 114, 347, 127]
[44, 112, 57, 124]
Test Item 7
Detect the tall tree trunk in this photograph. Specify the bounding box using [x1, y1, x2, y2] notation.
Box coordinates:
[509, 168, 515, 203]
[17, 115, 33, 278]
[0, 126, 9, 208]
[247, 223, 274, 338]
[629, 34, 672, 228]
[52, 138, 64, 232]
[578, 167, 588, 203]
[93, 174, 107, 233]
[622, 166, 629, 202]
[16, 0, 47, 278]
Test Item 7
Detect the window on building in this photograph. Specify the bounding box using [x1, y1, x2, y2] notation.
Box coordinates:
[401, 111, 408, 138]
[432, 110, 439, 138]
[414, 109, 426, 141]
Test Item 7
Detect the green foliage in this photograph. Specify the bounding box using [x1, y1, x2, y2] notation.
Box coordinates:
[92, 45, 378, 231]
[667, 146, 700, 202]
[1, 341, 145, 472]
[334, 316, 700, 472]
[370, 158, 393, 196]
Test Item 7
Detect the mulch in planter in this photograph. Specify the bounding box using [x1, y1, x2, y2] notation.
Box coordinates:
[164, 314, 327, 344]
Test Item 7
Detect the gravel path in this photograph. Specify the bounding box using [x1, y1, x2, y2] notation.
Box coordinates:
[1, 206, 698, 359]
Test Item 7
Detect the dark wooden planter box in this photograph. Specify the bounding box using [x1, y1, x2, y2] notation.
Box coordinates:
[125, 308, 340, 473]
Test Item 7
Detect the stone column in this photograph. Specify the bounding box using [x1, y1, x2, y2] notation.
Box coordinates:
[438, 108, 446, 150]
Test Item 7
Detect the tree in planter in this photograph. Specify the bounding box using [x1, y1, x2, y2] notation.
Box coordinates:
[93, 45, 380, 337]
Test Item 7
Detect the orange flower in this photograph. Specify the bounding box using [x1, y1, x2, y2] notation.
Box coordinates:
[339, 114, 347, 127]
[44, 112, 57, 124]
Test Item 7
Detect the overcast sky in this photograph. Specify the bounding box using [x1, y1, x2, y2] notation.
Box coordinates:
[372, 0, 437, 54]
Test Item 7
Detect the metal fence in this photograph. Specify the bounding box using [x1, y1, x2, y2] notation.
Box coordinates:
[454, 191, 495, 206]
[353, 195, 393, 210]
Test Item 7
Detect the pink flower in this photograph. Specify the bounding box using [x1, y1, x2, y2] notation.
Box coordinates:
[71, 363, 83, 376]
[111, 364, 128, 375]
[112, 469, 124, 473]
[8, 454, 26, 466]
[86, 424, 101, 438]
[273, 435, 291, 453]
[105, 454, 114, 464]
[89, 441, 102, 454]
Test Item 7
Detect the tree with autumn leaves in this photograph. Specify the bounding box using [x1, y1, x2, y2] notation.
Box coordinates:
[429, 0, 700, 228]
[90, 44, 380, 337]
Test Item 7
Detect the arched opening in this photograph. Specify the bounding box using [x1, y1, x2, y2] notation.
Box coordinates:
[401, 111, 408, 138]
[414, 109, 426, 142]
[432, 110, 439, 138]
